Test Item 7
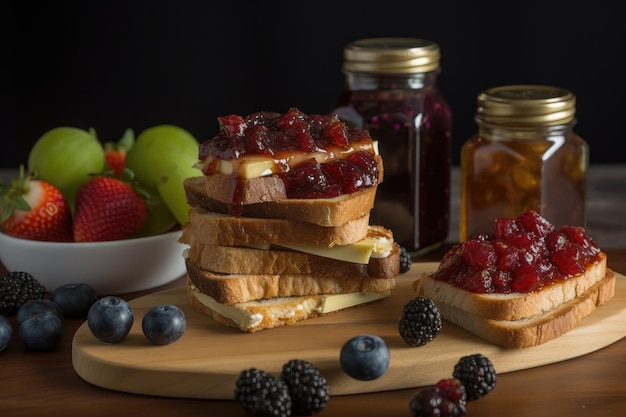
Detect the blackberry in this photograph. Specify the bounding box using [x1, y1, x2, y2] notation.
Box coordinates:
[453, 353, 497, 401]
[234, 368, 292, 417]
[281, 359, 330, 415]
[0, 271, 45, 316]
[409, 378, 467, 417]
[398, 297, 442, 346]
[399, 246, 412, 273]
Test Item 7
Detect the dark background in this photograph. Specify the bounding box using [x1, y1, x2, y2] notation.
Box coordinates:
[4, 1, 626, 169]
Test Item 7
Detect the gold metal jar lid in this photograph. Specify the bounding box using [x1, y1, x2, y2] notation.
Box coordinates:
[476, 85, 576, 125]
[342, 38, 440, 74]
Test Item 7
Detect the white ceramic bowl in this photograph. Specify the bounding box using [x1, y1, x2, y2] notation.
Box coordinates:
[0, 230, 187, 295]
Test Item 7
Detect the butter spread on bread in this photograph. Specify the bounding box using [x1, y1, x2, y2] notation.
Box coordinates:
[188, 281, 391, 333]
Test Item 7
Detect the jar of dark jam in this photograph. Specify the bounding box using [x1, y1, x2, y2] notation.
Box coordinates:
[331, 38, 452, 256]
[460, 85, 589, 241]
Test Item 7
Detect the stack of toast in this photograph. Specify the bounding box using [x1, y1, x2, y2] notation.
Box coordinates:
[180, 108, 400, 332]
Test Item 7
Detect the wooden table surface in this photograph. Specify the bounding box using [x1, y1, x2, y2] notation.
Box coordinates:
[1, 246, 624, 417]
[1, 164, 625, 416]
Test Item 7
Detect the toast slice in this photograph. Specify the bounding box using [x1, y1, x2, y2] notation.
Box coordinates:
[186, 242, 400, 279]
[187, 280, 391, 333]
[427, 270, 616, 348]
[185, 256, 397, 305]
[417, 252, 608, 321]
[184, 223, 398, 276]
[180, 207, 371, 247]
[183, 176, 378, 227]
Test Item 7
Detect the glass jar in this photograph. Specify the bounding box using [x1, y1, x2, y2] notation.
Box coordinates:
[460, 84, 589, 241]
[331, 38, 452, 256]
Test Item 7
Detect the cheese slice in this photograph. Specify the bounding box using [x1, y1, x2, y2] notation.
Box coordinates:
[190, 285, 390, 331]
[242, 232, 394, 264]
[278, 233, 394, 264]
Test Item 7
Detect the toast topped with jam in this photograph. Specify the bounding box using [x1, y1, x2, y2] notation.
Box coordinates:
[181, 108, 400, 332]
[415, 210, 615, 348]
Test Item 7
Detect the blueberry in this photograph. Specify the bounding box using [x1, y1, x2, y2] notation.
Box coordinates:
[142, 304, 186, 345]
[51, 283, 98, 318]
[18, 312, 63, 351]
[339, 334, 390, 381]
[87, 296, 134, 344]
[16, 299, 63, 326]
[0, 315, 12, 351]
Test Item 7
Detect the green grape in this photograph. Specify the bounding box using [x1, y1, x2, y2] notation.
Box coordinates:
[28, 127, 105, 209]
[157, 161, 199, 226]
[133, 186, 178, 237]
[126, 125, 199, 188]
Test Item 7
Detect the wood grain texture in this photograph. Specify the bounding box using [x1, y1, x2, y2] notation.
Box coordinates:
[72, 264, 626, 400]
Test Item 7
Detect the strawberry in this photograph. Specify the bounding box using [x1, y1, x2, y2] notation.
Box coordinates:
[104, 128, 135, 178]
[0, 166, 74, 242]
[104, 142, 126, 178]
[73, 173, 147, 242]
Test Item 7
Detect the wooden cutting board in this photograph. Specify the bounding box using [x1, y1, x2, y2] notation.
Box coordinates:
[72, 263, 626, 400]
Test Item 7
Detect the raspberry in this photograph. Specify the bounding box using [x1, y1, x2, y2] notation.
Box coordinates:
[281, 359, 329, 415]
[452, 353, 497, 401]
[398, 297, 442, 346]
[0, 271, 45, 316]
[409, 378, 467, 417]
[399, 246, 412, 273]
[234, 368, 292, 417]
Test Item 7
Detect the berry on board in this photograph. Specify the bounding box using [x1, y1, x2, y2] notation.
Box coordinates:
[339, 334, 390, 381]
[398, 297, 442, 347]
[87, 296, 134, 344]
[141, 304, 187, 345]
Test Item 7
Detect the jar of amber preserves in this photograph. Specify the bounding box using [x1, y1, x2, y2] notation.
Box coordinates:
[332, 38, 452, 256]
[460, 84, 588, 241]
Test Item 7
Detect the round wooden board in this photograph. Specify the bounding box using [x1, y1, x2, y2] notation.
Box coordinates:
[72, 263, 626, 399]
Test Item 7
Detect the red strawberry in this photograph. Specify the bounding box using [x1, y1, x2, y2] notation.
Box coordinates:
[104, 128, 135, 178]
[104, 142, 126, 178]
[0, 166, 73, 242]
[73, 174, 147, 242]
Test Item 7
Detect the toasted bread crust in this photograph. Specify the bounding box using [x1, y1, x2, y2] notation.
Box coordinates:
[185, 257, 396, 305]
[181, 207, 371, 247]
[432, 270, 616, 348]
[184, 176, 378, 227]
[416, 252, 608, 321]
[186, 242, 400, 279]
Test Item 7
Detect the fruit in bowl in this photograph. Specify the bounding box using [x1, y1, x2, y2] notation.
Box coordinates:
[0, 124, 199, 294]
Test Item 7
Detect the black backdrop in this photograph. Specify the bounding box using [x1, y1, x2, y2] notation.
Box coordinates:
[4, 1, 626, 168]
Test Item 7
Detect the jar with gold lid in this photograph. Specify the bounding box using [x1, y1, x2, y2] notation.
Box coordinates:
[331, 37, 452, 256]
[460, 84, 589, 241]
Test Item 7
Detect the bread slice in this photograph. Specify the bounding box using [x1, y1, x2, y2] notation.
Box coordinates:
[428, 270, 616, 348]
[185, 256, 397, 305]
[183, 176, 378, 227]
[187, 280, 391, 333]
[199, 154, 384, 207]
[184, 221, 398, 278]
[416, 252, 608, 321]
[180, 207, 370, 247]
